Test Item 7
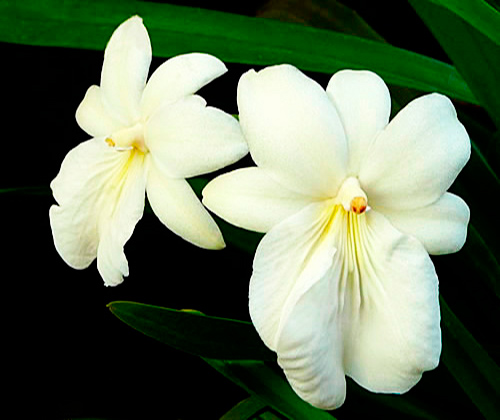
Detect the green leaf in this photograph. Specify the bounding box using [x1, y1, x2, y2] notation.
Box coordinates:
[410, 0, 500, 128]
[204, 359, 335, 420]
[219, 396, 274, 420]
[0, 0, 476, 104]
[0, 186, 50, 195]
[257, 0, 386, 42]
[462, 224, 500, 300]
[108, 301, 332, 418]
[107, 301, 275, 361]
[440, 296, 500, 419]
[344, 378, 442, 420]
[422, 0, 500, 45]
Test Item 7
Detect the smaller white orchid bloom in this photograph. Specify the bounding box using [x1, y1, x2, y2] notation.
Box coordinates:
[49, 16, 247, 286]
[202, 65, 470, 409]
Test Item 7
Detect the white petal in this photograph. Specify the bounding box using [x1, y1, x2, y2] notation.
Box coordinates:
[359, 93, 471, 210]
[202, 167, 314, 233]
[249, 199, 441, 408]
[50, 138, 146, 286]
[276, 263, 347, 410]
[100, 16, 151, 125]
[342, 210, 441, 393]
[237, 64, 348, 198]
[75, 85, 125, 137]
[96, 151, 146, 286]
[249, 201, 346, 409]
[249, 200, 336, 350]
[146, 161, 225, 249]
[145, 95, 247, 179]
[326, 70, 391, 175]
[378, 192, 470, 255]
[141, 53, 227, 119]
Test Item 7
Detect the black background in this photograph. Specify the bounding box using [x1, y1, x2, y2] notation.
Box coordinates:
[3, 1, 496, 419]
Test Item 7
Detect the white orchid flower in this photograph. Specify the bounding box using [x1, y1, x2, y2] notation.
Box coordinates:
[202, 65, 470, 409]
[49, 16, 247, 286]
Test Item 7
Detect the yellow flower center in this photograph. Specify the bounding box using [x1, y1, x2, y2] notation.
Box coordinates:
[105, 122, 148, 154]
[320, 186, 370, 310]
[335, 177, 369, 215]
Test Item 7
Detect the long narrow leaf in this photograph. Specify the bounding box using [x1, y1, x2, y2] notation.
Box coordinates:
[204, 359, 335, 420]
[462, 225, 500, 301]
[410, 0, 500, 128]
[0, 0, 476, 104]
[423, 0, 500, 45]
[440, 296, 500, 419]
[219, 396, 275, 420]
[0, 186, 50, 195]
[107, 301, 275, 361]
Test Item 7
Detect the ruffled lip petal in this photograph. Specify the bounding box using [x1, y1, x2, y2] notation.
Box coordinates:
[49, 204, 97, 270]
[341, 210, 441, 393]
[249, 201, 338, 350]
[248, 196, 442, 408]
[276, 266, 347, 410]
[237, 64, 348, 198]
[49, 138, 147, 286]
[95, 150, 146, 286]
[49, 139, 111, 270]
[249, 201, 347, 409]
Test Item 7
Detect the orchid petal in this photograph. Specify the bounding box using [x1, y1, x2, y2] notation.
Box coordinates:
[249, 201, 346, 409]
[202, 167, 314, 233]
[378, 192, 470, 255]
[359, 93, 470, 210]
[100, 16, 151, 125]
[145, 95, 247, 179]
[342, 210, 441, 393]
[50, 138, 146, 286]
[146, 162, 225, 249]
[237, 64, 348, 198]
[141, 53, 227, 120]
[249, 200, 337, 350]
[75, 85, 125, 137]
[326, 70, 391, 175]
[96, 151, 146, 286]
[249, 201, 441, 408]
[276, 262, 347, 410]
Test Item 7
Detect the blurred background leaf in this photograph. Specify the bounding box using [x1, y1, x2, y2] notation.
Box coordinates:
[0, 0, 477, 104]
[205, 359, 336, 419]
[409, 0, 500, 129]
[219, 396, 276, 420]
[440, 296, 500, 419]
[108, 301, 275, 361]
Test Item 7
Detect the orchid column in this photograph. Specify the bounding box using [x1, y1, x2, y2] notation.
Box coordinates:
[203, 65, 470, 409]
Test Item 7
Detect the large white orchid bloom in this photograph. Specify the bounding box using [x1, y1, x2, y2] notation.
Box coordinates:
[202, 65, 470, 409]
[49, 16, 247, 286]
